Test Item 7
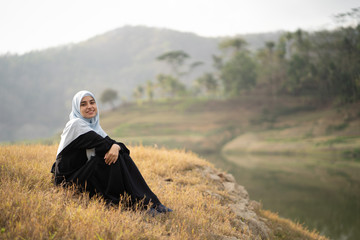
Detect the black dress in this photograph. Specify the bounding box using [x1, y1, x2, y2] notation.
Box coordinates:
[51, 131, 161, 208]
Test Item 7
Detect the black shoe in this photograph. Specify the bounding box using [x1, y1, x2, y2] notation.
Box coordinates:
[156, 204, 173, 213]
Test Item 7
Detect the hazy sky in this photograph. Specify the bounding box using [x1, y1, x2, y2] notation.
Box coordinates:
[1, 0, 358, 54]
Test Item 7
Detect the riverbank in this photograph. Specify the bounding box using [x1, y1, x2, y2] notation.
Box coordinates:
[0, 144, 327, 239]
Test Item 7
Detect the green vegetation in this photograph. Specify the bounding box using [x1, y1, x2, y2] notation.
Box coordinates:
[132, 8, 360, 105]
[100, 88, 118, 109]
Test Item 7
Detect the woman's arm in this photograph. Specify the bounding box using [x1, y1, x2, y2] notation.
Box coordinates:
[68, 132, 132, 165]
[104, 144, 121, 165]
[105, 136, 130, 155]
[117, 142, 130, 155]
[66, 131, 116, 155]
[65, 131, 122, 165]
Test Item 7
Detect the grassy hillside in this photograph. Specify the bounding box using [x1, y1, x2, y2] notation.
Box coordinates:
[0, 145, 237, 239]
[100, 96, 360, 159]
[0, 145, 327, 239]
[223, 100, 360, 157]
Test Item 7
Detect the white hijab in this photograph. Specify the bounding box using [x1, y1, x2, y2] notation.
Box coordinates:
[57, 90, 107, 156]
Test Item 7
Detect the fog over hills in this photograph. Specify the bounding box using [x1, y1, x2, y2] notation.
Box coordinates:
[0, 26, 281, 142]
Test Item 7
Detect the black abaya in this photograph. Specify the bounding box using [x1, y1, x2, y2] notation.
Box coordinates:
[51, 131, 161, 207]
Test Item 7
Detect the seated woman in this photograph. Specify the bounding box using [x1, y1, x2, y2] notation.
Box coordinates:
[51, 90, 172, 214]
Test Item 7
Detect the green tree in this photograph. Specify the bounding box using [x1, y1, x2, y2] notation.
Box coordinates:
[256, 41, 287, 102]
[156, 74, 186, 98]
[217, 37, 256, 97]
[331, 7, 360, 102]
[133, 85, 144, 105]
[194, 73, 218, 97]
[145, 80, 154, 102]
[156, 50, 190, 78]
[100, 88, 118, 109]
[313, 26, 360, 102]
[283, 29, 318, 96]
[156, 50, 203, 78]
[219, 38, 248, 54]
[220, 52, 257, 96]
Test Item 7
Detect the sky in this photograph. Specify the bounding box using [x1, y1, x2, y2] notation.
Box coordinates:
[0, 0, 359, 54]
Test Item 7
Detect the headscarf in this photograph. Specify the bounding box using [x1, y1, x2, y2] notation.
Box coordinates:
[57, 90, 107, 155]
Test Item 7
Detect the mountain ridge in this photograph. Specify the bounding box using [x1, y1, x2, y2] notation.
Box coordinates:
[0, 25, 281, 141]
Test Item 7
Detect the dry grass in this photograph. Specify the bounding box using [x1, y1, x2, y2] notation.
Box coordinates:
[259, 210, 328, 240]
[0, 144, 253, 240]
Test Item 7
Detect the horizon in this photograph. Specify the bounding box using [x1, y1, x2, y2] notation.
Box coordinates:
[1, 0, 359, 55]
[1, 25, 286, 56]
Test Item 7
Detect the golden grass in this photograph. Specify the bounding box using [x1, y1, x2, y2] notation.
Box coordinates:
[259, 210, 328, 240]
[0, 144, 252, 240]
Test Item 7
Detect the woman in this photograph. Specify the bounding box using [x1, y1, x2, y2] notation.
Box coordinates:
[51, 90, 172, 214]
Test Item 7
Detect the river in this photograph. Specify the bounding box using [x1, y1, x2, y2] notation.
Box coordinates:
[202, 153, 360, 240]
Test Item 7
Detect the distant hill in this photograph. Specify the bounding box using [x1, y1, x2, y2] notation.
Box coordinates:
[0, 25, 282, 142]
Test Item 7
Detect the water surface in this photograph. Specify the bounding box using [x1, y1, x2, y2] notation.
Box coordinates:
[202, 153, 360, 240]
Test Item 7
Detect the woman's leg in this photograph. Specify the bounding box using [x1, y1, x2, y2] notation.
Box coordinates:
[68, 154, 170, 212]
[86, 154, 161, 207]
[114, 153, 161, 207]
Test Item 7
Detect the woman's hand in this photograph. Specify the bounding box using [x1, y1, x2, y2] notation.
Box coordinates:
[104, 144, 121, 165]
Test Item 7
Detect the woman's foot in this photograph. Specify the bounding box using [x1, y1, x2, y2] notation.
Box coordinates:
[155, 204, 173, 213]
[147, 204, 173, 216]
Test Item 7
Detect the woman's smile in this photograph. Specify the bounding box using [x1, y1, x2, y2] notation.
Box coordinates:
[80, 96, 98, 119]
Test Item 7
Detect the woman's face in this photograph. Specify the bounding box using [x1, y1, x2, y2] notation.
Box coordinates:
[80, 96, 98, 119]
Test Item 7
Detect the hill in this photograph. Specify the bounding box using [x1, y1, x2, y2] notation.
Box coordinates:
[0, 144, 327, 239]
[0, 25, 281, 142]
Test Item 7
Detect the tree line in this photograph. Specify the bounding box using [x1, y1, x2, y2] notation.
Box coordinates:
[99, 8, 359, 106]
